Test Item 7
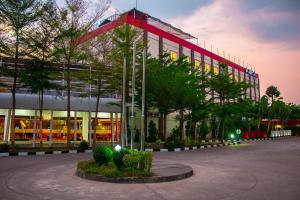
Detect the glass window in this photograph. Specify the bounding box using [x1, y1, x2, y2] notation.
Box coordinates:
[204, 56, 211, 73]
[170, 51, 178, 61]
[213, 60, 219, 75]
[194, 52, 202, 71]
[182, 47, 191, 63]
[0, 115, 4, 141]
[163, 38, 179, 60]
[195, 59, 201, 70]
[148, 32, 159, 58]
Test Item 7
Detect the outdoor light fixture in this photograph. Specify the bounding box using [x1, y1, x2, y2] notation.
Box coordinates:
[115, 145, 121, 152]
[230, 134, 235, 139]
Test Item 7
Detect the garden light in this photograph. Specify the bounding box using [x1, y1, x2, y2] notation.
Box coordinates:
[115, 145, 121, 152]
[230, 134, 235, 139]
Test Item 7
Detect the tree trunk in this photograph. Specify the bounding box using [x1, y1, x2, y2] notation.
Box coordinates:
[66, 63, 71, 149]
[163, 112, 167, 140]
[39, 90, 44, 146]
[93, 84, 101, 150]
[179, 109, 184, 141]
[159, 112, 164, 140]
[10, 32, 20, 151]
[192, 121, 197, 139]
[221, 119, 225, 142]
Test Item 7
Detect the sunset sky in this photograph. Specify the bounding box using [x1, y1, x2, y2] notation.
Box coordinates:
[109, 0, 300, 104]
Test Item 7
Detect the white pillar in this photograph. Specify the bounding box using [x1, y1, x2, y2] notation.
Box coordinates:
[116, 113, 119, 144]
[49, 110, 53, 146]
[82, 112, 89, 141]
[74, 111, 77, 142]
[4, 109, 11, 143]
[33, 110, 37, 147]
[88, 112, 92, 147]
[111, 112, 114, 146]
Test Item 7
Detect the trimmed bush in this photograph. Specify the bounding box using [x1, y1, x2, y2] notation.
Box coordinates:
[93, 146, 113, 165]
[113, 148, 131, 169]
[0, 143, 10, 153]
[141, 152, 153, 173]
[78, 140, 89, 151]
[122, 151, 153, 173]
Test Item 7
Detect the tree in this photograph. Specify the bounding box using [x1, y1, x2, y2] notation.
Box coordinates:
[266, 85, 280, 102]
[147, 120, 158, 143]
[20, 0, 62, 145]
[52, 0, 110, 148]
[109, 24, 144, 144]
[256, 95, 269, 131]
[82, 33, 112, 149]
[209, 63, 250, 140]
[0, 0, 42, 149]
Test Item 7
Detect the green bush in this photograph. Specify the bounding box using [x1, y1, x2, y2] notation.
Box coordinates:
[93, 146, 113, 165]
[78, 140, 89, 151]
[147, 120, 158, 142]
[122, 150, 153, 173]
[123, 151, 141, 172]
[113, 148, 131, 169]
[0, 143, 10, 153]
[165, 127, 183, 148]
[140, 152, 153, 173]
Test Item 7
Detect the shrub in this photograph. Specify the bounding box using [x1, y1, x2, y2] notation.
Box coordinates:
[0, 143, 10, 153]
[122, 151, 153, 174]
[113, 148, 131, 169]
[123, 151, 141, 174]
[140, 152, 153, 173]
[93, 146, 113, 166]
[78, 140, 89, 151]
[165, 127, 183, 148]
[147, 120, 158, 142]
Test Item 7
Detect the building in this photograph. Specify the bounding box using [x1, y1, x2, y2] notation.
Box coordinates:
[0, 9, 260, 145]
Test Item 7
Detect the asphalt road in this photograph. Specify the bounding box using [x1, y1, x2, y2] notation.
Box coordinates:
[0, 137, 299, 200]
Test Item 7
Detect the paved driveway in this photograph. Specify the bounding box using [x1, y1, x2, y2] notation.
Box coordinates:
[0, 137, 299, 200]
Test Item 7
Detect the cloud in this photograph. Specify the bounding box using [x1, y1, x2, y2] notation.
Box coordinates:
[167, 0, 300, 103]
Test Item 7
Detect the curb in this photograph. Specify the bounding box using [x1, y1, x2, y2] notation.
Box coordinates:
[0, 136, 286, 157]
[76, 164, 193, 184]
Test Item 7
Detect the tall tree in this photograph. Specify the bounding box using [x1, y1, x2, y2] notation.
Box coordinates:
[0, 0, 42, 149]
[266, 85, 280, 102]
[82, 32, 112, 149]
[109, 24, 144, 144]
[52, 0, 110, 148]
[209, 63, 249, 140]
[20, 0, 62, 145]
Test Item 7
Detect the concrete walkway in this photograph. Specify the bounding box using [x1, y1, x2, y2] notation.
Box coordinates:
[0, 137, 299, 200]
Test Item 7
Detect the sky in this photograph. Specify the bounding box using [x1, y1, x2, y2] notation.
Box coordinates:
[107, 0, 300, 104]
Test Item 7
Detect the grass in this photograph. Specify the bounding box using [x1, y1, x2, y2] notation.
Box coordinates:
[77, 160, 152, 178]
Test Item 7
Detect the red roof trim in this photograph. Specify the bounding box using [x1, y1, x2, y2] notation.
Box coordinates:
[78, 14, 258, 77]
[127, 15, 250, 74]
[77, 14, 127, 45]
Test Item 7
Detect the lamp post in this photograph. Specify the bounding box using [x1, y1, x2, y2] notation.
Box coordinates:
[130, 35, 143, 150]
[140, 47, 146, 151]
[121, 57, 126, 147]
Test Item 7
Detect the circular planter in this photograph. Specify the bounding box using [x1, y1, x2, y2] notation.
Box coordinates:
[76, 161, 193, 184]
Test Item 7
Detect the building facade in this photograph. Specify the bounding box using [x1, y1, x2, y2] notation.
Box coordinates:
[0, 9, 260, 144]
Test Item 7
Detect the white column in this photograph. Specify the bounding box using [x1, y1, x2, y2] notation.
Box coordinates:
[116, 113, 119, 144]
[111, 112, 114, 146]
[33, 110, 37, 147]
[4, 109, 11, 143]
[88, 112, 92, 147]
[49, 110, 53, 146]
[74, 111, 77, 142]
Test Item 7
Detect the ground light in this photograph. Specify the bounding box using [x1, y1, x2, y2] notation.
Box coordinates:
[115, 145, 121, 152]
[230, 134, 235, 139]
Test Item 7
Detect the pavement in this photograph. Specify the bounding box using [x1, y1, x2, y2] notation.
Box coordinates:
[0, 137, 299, 200]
